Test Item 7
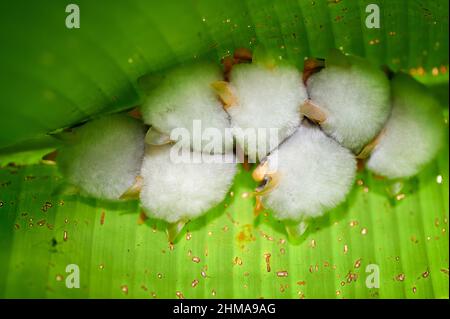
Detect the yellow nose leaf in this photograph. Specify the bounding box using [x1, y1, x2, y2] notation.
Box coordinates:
[211, 81, 237, 109]
[254, 173, 280, 196]
[300, 100, 328, 124]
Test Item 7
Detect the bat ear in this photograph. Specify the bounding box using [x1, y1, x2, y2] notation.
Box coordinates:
[41, 150, 58, 164]
[120, 176, 143, 200]
[303, 57, 325, 84]
[166, 219, 188, 244]
[127, 107, 142, 120]
[356, 128, 385, 159]
[145, 127, 172, 146]
[210, 81, 237, 109]
[233, 47, 253, 62]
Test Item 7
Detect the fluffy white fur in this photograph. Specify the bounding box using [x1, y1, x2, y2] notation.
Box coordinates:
[227, 63, 308, 161]
[261, 124, 356, 221]
[58, 114, 145, 200]
[307, 55, 390, 153]
[367, 73, 444, 178]
[140, 145, 237, 223]
[141, 63, 232, 154]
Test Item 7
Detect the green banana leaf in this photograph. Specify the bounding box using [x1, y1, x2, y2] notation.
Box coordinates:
[0, 0, 448, 299]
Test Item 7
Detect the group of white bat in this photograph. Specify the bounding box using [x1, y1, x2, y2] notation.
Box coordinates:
[55, 48, 444, 241]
